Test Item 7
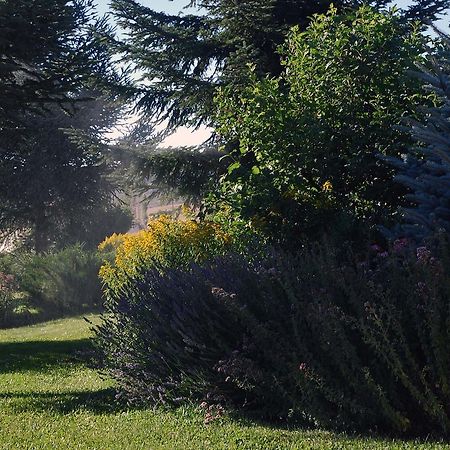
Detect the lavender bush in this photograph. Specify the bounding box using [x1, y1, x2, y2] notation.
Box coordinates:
[94, 238, 450, 436]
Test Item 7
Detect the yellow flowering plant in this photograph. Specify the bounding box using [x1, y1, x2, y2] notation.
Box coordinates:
[98, 215, 232, 292]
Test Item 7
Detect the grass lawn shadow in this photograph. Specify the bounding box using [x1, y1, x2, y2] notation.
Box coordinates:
[0, 388, 124, 414]
[0, 339, 92, 373]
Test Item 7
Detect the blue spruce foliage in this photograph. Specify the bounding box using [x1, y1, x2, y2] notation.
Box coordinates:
[389, 31, 450, 242]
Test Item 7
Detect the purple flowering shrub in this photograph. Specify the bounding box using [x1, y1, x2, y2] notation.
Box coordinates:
[94, 238, 450, 436]
[277, 239, 450, 436]
[94, 256, 298, 417]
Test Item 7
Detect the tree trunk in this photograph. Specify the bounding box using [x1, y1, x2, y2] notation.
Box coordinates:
[34, 207, 49, 253]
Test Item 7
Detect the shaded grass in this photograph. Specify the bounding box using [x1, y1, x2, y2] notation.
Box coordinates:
[0, 339, 90, 373]
[0, 316, 450, 449]
[0, 388, 117, 414]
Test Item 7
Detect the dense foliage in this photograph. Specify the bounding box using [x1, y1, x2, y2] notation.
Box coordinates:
[98, 214, 233, 294]
[105, 0, 448, 202]
[0, 0, 125, 252]
[212, 7, 429, 244]
[0, 245, 103, 327]
[3, 0, 450, 442]
[93, 7, 450, 439]
[387, 32, 450, 242]
[95, 239, 450, 436]
[113, 138, 226, 204]
[0, 271, 17, 326]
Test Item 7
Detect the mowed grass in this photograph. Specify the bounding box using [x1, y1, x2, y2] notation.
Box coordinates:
[0, 317, 449, 450]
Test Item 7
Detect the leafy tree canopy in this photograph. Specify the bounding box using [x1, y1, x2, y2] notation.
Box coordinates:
[210, 6, 431, 244]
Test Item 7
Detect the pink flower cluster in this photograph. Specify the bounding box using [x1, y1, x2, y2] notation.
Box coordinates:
[370, 238, 410, 259]
[211, 287, 237, 301]
[416, 246, 432, 263]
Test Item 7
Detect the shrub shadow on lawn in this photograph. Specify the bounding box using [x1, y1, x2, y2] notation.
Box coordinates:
[0, 339, 91, 373]
[0, 388, 126, 414]
[0, 309, 103, 330]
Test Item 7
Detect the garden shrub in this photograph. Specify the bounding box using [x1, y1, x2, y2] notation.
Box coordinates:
[98, 214, 233, 293]
[7, 244, 103, 321]
[94, 254, 297, 415]
[0, 254, 30, 327]
[211, 6, 429, 245]
[270, 238, 450, 436]
[95, 237, 450, 436]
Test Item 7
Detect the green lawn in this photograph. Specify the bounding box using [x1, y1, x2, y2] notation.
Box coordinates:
[0, 317, 449, 449]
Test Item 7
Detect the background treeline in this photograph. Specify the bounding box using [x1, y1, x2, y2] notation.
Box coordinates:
[0, 0, 132, 324]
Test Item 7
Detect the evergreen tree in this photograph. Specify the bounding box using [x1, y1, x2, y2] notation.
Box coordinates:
[0, 94, 126, 252]
[388, 31, 450, 242]
[110, 0, 449, 129]
[0, 0, 116, 126]
[112, 126, 226, 204]
[0, 0, 126, 251]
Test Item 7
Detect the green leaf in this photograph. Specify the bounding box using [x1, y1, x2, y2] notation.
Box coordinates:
[228, 161, 241, 174]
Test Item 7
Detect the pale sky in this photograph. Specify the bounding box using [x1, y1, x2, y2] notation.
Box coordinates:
[95, 0, 449, 23]
[97, 0, 449, 147]
[96, 0, 192, 16]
